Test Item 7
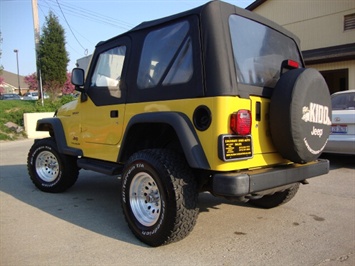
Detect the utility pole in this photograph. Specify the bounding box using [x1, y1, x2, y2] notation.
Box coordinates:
[31, 0, 44, 106]
[13, 49, 21, 95]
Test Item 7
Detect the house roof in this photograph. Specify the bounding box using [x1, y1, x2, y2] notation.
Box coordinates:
[302, 43, 355, 65]
[0, 70, 28, 89]
[245, 0, 355, 65]
[246, 0, 267, 11]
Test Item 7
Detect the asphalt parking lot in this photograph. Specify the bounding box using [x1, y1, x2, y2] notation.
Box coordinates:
[1, 139, 354, 265]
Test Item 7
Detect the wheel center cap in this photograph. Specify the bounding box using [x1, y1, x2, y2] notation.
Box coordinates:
[146, 191, 159, 204]
[145, 195, 152, 203]
[48, 162, 56, 169]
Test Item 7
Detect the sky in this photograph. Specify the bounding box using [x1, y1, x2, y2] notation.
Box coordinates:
[0, 0, 254, 76]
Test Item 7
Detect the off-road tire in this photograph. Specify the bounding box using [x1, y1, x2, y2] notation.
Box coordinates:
[121, 149, 199, 247]
[27, 138, 79, 193]
[249, 183, 300, 209]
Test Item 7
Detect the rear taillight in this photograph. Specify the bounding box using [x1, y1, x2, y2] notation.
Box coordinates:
[230, 110, 251, 135]
[286, 59, 299, 69]
[281, 59, 300, 76]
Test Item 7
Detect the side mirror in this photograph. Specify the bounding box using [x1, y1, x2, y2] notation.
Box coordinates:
[71, 68, 85, 87]
[71, 68, 87, 102]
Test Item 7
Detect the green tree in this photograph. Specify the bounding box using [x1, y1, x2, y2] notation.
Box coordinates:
[38, 12, 69, 98]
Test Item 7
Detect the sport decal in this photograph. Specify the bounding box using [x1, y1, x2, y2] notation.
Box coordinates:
[301, 102, 331, 154]
[301, 103, 332, 126]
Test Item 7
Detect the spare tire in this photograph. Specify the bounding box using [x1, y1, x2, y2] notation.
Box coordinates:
[270, 68, 331, 163]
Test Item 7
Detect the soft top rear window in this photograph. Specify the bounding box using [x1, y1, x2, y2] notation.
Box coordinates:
[229, 15, 302, 88]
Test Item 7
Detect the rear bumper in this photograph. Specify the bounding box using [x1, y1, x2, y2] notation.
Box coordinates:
[212, 159, 329, 197]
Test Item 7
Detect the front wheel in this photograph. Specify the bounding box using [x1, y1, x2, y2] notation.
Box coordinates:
[121, 149, 199, 247]
[27, 138, 79, 193]
[248, 183, 300, 209]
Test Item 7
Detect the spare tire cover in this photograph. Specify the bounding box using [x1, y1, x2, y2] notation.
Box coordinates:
[270, 68, 331, 163]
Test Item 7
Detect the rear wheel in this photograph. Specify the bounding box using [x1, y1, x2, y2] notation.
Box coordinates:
[249, 183, 300, 209]
[121, 149, 199, 247]
[27, 138, 79, 193]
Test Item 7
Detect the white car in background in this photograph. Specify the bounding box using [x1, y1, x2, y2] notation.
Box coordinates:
[323, 90, 355, 155]
[23, 91, 49, 100]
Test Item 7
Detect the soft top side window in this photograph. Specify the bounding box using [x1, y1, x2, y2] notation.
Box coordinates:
[137, 21, 193, 89]
[91, 46, 126, 89]
[87, 42, 128, 106]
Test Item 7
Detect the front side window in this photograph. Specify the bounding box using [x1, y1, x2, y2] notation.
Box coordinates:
[137, 21, 193, 89]
[91, 46, 126, 88]
[229, 15, 301, 88]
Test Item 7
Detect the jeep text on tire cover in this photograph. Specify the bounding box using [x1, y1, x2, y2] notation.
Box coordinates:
[28, 1, 331, 247]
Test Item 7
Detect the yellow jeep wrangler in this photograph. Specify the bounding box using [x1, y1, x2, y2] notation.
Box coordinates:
[27, 1, 331, 246]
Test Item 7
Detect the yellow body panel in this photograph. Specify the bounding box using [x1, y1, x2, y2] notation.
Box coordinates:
[57, 96, 287, 169]
[58, 98, 125, 161]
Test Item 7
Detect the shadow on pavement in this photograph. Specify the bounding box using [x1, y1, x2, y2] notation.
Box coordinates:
[320, 153, 355, 170]
[0, 164, 144, 246]
[0, 163, 235, 246]
[3, 154, 348, 246]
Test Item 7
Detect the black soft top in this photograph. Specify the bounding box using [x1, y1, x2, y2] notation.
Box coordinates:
[100, 1, 299, 47]
[95, 0, 302, 99]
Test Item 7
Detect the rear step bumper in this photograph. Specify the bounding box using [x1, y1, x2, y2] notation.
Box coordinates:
[212, 159, 329, 197]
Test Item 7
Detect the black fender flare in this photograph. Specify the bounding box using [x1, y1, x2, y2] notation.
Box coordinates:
[118, 112, 210, 169]
[36, 118, 83, 157]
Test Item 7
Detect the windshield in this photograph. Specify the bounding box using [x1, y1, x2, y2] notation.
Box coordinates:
[229, 15, 302, 88]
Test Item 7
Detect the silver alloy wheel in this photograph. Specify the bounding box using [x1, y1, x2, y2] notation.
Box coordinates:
[35, 150, 59, 182]
[129, 172, 161, 227]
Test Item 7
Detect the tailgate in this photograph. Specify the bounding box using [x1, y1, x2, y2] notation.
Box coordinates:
[250, 96, 276, 155]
